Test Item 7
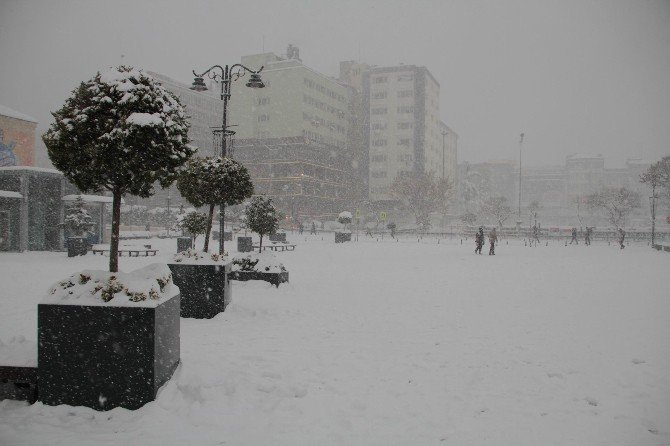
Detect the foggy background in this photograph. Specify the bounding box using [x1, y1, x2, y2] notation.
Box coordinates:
[1, 0, 669, 168]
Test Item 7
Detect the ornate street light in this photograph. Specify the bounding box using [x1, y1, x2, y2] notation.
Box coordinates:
[190, 63, 265, 254]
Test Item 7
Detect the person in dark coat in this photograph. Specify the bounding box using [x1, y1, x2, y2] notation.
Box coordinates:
[618, 228, 626, 249]
[298, 222, 304, 235]
[488, 227, 498, 255]
[584, 227, 592, 245]
[475, 226, 484, 254]
[569, 227, 578, 244]
[532, 225, 540, 244]
[310, 222, 317, 235]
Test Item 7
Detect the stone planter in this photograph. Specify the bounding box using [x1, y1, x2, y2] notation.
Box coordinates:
[168, 263, 232, 318]
[230, 270, 289, 287]
[177, 237, 193, 252]
[223, 231, 233, 241]
[67, 237, 88, 257]
[237, 236, 253, 253]
[335, 232, 352, 243]
[269, 233, 287, 243]
[38, 291, 180, 411]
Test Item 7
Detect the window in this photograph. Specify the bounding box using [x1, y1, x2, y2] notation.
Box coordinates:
[398, 154, 413, 162]
[371, 170, 387, 178]
[257, 97, 270, 106]
[397, 73, 414, 81]
[397, 122, 413, 130]
[397, 90, 413, 98]
[371, 154, 387, 162]
[372, 91, 387, 99]
[397, 105, 414, 114]
[258, 114, 270, 122]
[372, 139, 387, 147]
[371, 107, 387, 115]
[372, 76, 388, 83]
[371, 123, 387, 130]
[398, 138, 411, 146]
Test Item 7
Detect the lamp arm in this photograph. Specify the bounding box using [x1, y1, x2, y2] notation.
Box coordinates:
[192, 65, 226, 81]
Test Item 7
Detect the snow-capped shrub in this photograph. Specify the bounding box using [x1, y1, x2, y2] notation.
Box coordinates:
[245, 196, 279, 253]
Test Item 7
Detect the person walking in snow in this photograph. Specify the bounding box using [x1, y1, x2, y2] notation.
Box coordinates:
[488, 227, 498, 255]
[532, 224, 540, 244]
[310, 222, 317, 235]
[569, 227, 578, 245]
[584, 227, 592, 245]
[475, 226, 484, 254]
[618, 227, 626, 249]
[298, 222, 304, 235]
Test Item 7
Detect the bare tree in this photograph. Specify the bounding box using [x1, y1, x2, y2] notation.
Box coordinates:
[587, 187, 641, 229]
[481, 196, 513, 228]
[390, 172, 454, 232]
[640, 156, 670, 245]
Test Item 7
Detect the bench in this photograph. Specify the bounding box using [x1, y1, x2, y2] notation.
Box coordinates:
[92, 244, 158, 256]
[252, 243, 296, 252]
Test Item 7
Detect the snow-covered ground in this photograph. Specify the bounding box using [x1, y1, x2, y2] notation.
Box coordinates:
[0, 234, 668, 445]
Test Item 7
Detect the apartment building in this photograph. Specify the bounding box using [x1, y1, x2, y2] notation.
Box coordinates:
[363, 64, 451, 202]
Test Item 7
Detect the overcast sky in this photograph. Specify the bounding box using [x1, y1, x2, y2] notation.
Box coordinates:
[1, 0, 669, 168]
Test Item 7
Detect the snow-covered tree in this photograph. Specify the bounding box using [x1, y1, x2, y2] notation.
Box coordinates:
[43, 66, 193, 272]
[481, 196, 513, 228]
[245, 196, 279, 253]
[63, 197, 95, 237]
[587, 187, 641, 229]
[178, 211, 209, 248]
[641, 156, 670, 205]
[177, 156, 254, 253]
[338, 211, 353, 231]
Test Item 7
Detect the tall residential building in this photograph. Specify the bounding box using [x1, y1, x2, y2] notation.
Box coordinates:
[363, 64, 451, 202]
[227, 50, 360, 221]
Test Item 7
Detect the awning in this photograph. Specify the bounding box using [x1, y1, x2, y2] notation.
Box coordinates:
[62, 194, 125, 204]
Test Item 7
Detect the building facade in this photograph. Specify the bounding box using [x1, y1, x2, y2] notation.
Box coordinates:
[0, 104, 38, 167]
[363, 65, 454, 202]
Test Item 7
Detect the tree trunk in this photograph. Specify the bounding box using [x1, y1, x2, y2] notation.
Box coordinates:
[203, 203, 215, 253]
[258, 234, 263, 253]
[109, 189, 122, 273]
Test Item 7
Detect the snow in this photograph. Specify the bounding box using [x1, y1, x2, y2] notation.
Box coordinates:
[43, 263, 177, 307]
[338, 211, 353, 220]
[0, 104, 38, 123]
[0, 235, 668, 445]
[126, 112, 164, 127]
[0, 190, 22, 199]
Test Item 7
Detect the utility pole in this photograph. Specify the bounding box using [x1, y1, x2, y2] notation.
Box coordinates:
[518, 132, 524, 219]
[441, 130, 448, 179]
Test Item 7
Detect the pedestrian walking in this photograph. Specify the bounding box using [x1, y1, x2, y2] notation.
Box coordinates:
[532, 224, 540, 244]
[475, 226, 484, 255]
[569, 227, 578, 245]
[584, 227, 592, 245]
[488, 227, 498, 255]
[310, 222, 317, 235]
[618, 228, 626, 249]
[298, 222, 304, 235]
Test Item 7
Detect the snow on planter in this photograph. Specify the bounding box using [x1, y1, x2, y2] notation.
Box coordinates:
[230, 252, 289, 287]
[38, 263, 180, 411]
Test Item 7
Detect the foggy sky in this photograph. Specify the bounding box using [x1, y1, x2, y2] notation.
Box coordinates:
[1, 0, 669, 168]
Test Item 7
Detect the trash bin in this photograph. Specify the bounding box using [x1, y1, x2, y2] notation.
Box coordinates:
[237, 236, 253, 253]
[67, 237, 88, 257]
[177, 237, 192, 252]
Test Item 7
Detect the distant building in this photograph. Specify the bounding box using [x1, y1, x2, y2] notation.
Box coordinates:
[363, 64, 448, 202]
[228, 49, 359, 221]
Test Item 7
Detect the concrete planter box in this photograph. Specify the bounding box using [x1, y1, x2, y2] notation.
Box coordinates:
[38, 292, 180, 411]
[0, 366, 38, 404]
[269, 233, 287, 243]
[177, 237, 193, 252]
[229, 270, 289, 287]
[237, 236, 253, 253]
[335, 232, 352, 243]
[168, 263, 231, 318]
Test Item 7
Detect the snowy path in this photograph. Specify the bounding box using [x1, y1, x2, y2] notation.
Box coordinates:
[1, 236, 669, 445]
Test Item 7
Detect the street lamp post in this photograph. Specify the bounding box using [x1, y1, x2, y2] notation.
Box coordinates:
[190, 63, 265, 254]
[649, 191, 657, 247]
[518, 132, 524, 220]
[441, 130, 448, 180]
